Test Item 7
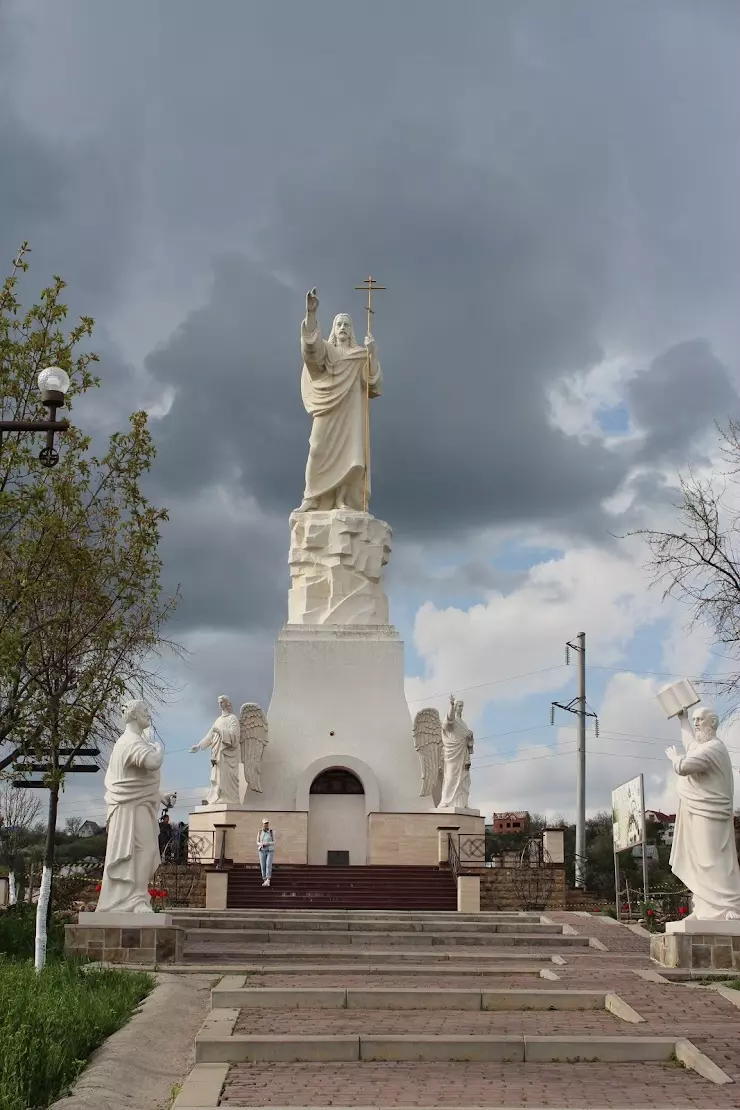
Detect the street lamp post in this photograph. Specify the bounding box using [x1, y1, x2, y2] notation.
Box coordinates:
[0, 366, 71, 467]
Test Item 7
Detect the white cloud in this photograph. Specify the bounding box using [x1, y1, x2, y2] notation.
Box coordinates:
[406, 537, 664, 725]
[471, 670, 679, 821]
[547, 353, 640, 445]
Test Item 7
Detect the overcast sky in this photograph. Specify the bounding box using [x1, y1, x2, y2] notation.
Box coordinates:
[2, 0, 740, 826]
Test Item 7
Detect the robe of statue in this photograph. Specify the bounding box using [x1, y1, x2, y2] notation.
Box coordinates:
[301, 320, 382, 510]
[439, 707, 474, 810]
[670, 735, 740, 919]
[195, 711, 241, 805]
[97, 731, 163, 913]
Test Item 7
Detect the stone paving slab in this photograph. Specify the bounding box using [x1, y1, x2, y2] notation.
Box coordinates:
[217, 987, 608, 1011]
[219, 1060, 739, 1107]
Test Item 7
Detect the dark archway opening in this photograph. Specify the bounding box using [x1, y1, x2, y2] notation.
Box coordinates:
[309, 767, 365, 795]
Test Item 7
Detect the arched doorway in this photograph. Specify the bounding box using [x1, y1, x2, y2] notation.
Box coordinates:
[307, 767, 367, 865]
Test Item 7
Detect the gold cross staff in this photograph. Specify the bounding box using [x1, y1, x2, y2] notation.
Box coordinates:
[354, 275, 386, 513]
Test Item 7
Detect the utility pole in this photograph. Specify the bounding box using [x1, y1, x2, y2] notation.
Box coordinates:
[551, 632, 597, 890]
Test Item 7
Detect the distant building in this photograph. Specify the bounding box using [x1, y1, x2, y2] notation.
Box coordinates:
[492, 812, 530, 835]
[644, 810, 676, 846]
[78, 820, 104, 838]
[631, 843, 659, 863]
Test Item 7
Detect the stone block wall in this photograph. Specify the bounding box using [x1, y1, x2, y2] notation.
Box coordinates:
[478, 866, 566, 911]
[368, 812, 485, 865]
[187, 809, 308, 865]
[651, 931, 740, 970]
[64, 923, 184, 965]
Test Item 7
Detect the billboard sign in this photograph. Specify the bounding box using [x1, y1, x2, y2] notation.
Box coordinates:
[611, 775, 644, 853]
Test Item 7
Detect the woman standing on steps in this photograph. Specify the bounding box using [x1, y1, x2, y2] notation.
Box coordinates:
[257, 818, 275, 887]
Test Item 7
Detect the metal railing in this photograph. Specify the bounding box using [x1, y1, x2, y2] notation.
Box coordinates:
[447, 832, 486, 880]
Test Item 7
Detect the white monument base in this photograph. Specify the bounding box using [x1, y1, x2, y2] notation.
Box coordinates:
[245, 624, 429, 816]
[437, 806, 481, 817]
[666, 918, 740, 935]
[78, 911, 172, 927]
[191, 802, 247, 814]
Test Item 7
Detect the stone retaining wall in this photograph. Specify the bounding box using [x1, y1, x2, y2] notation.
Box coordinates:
[477, 866, 566, 911]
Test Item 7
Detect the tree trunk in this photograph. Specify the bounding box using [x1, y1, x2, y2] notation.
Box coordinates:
[8, 870, 17, 905]
[34, 782, 59, 973]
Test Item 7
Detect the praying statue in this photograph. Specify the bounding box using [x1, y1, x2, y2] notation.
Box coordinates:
[190, 694, 242, 805]
[413, 695, 475, 810]
[665, 704, 740, 920]
[97, 700, 176, 914]
[439, 694, 475, 810]
[297, 287, 382, 513]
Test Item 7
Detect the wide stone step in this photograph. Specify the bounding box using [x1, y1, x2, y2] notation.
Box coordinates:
[177, 918, 560, 935]
[212, 986, 613, 1011]
[195, 1030, 683, 1064]
[182, 946, 574, 965]
[183, 929, 584, 949]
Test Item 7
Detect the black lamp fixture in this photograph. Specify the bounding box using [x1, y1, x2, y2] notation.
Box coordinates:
[0, 366, 70, 467]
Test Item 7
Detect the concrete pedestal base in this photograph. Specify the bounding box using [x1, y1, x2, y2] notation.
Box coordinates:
[667, 918, 740, 935]
[651, 930, 740, 970]
[78, 911, 172, 927]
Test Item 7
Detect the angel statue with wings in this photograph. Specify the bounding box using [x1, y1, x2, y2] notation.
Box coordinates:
[239, 702, 269, 795]
[190, 695, 242, 805]
[413, 694, 475, 811]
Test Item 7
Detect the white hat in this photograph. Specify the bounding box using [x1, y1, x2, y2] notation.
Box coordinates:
[262, 817, 269, 824]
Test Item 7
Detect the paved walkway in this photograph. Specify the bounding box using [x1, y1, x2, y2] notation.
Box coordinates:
[180, 911, 740, 1109]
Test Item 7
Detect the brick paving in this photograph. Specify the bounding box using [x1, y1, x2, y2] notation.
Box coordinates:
[232, 1007, 623, 1035]
[215, 912, 740, 1107]
[246, 973, 551, 989]
[220, 1060, 740, 1108]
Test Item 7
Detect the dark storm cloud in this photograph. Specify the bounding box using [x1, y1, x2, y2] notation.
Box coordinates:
[628, 341, 739, 461]
[2, 0, 739, 636]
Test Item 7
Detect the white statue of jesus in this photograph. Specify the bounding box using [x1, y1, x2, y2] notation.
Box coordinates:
[297, 287, 382, 513]
[97, 700, 175, 914]
[190, 694, 241, 805]
[666, 705, 740, 920]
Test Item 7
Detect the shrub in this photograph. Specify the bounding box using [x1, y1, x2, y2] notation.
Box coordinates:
[0, 961, 153, 1110]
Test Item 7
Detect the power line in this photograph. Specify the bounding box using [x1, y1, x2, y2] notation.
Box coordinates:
[406, 665, 567, 704]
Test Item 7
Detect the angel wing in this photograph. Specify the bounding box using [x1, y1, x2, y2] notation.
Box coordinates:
[239, 702, 268, 793]
[413, 708, 443, 798]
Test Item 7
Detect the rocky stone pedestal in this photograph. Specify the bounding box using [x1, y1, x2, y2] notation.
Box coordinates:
[288, 509, 391, 625]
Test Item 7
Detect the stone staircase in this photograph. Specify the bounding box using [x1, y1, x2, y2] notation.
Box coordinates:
[225, 864, 457, 910]
[172, 909, 590, 965]
[170, 909, 738, 1109]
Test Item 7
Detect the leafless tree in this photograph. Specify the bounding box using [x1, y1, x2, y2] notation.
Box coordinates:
[0, 779, 41, 903]
[630, 420, 740, 697]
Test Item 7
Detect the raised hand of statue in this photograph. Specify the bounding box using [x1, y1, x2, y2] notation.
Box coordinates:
[364, 333, 376, 355]
[306, 287, 319, 315]
[665, 745, 681, 767]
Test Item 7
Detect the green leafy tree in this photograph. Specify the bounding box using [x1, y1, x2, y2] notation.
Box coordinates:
[0, 244, 180, 968]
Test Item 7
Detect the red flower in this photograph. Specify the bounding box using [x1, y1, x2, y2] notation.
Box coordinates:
[678, 906, 688, 915]
[147, 888, 168, 898]
[95, 884, 102, 892]
[647, 909, 655, 916]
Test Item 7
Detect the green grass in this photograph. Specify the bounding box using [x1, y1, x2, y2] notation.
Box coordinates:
[0, 960, 153, 1110]
[0, 904, 65, 960]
